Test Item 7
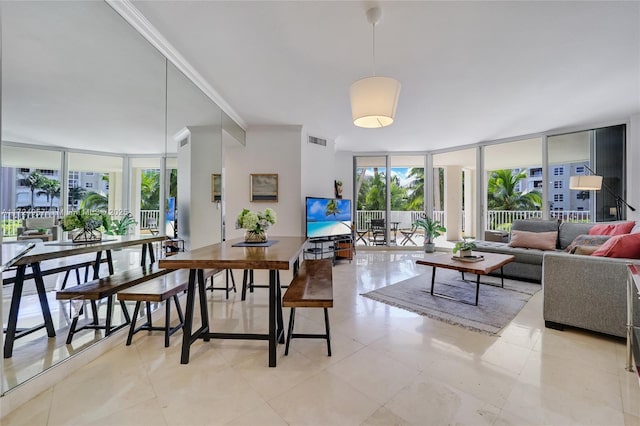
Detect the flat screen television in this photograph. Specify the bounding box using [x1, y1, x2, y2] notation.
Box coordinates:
[305, 197, 352, 239]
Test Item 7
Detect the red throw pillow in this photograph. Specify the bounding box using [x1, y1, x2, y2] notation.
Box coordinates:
[588, 221, 635, 236]
[591, 233, 640, 258]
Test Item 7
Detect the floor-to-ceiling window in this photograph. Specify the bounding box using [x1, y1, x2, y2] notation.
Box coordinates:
[355, 156, 387, 246]
[483, 138, 543, 233]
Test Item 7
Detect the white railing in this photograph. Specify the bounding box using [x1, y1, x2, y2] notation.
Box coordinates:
[139, 210, 160, 229]
[1, 210, 61, 237]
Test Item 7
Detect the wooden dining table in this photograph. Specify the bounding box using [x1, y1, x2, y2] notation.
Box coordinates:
[2, 234, 166, 358]
[158, 236, 307, 367]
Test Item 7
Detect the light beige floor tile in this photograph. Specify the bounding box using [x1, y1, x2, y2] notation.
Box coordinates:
[619, 368, 640, 418]
[0, 388, 52, 426]
[625, 412, 640, 426]
[383, 372, 501, 425]
[268, 371, 379, 425]
[498, 322, 542, 350]
[326, 346, 418, 404]
[224, 402, 287, 426]
[85, 397, 168, 426]
[362, 407, 411, 425]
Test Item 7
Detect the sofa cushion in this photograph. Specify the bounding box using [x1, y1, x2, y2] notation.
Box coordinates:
[509, 230, 557, 251]
[558, 222, 596, 250]
[511, 219, 559, 234]
[588, 221, 635, 236]
[474, 241, 545, 265]
[574, 245, 601, 255]
[24, 217, 55, 229]
[591, 233, 640, 258]
[564, 234, 611, 253]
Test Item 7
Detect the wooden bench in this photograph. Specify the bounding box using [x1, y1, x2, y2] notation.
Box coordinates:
[56, 264, 173, 344]
[118, 268, 221, 347]
[282, 259, 333, 356]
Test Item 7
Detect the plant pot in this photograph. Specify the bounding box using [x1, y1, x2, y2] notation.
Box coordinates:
[424, 242, 436, 253]
[459, 249, 473, 257]
[70, 228, 102, 243]
[244, 230, 267, 243]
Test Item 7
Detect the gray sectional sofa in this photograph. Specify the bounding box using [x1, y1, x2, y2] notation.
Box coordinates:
[473, 219, 640, 338]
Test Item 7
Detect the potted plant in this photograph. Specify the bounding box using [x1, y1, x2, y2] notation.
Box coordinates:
[102, 212, 138, 236]
[62, 209, 105, 242]
[236, 208, 277, 243]
[414, 216, 446, 253]
[453, 238, 477, 257]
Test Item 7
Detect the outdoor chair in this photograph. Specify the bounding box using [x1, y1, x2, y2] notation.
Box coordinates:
[399, 223, 418, 246]
[369, 219, 386, 245]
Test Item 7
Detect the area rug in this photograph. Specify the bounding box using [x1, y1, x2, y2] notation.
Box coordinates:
[361, 269, 540, 335]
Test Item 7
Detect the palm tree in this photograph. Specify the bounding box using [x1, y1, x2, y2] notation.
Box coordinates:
[68, 186, 86, 208]
[37, 178, 61, 210]
[325, 199, 340, 217]
[487, 169, 542, 210]
[140, 170, 160, 210]
[406, 167, 425, 210]
[81, 191, 108, 211]
[19, 171, 46, 209]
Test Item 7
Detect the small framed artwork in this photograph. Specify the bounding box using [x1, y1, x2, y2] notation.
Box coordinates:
[250, 173, 278, 202]
[211, 173, 222, 202]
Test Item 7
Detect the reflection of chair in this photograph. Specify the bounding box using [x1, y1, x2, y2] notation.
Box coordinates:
[370, 219, 386, 245]
[355, 227, 369, 245]
[17, 217, 61, 241]
[400, 224, 418, 246]
[147, 218, 160, 236]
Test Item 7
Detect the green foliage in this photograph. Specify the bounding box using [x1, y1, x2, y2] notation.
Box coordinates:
[236, 208, 277, 232]
[80, 192, 108, 210]
[103, 213, 138, 236]
[453, 238, 477, 254]
[414, 216, 446, 244]
[487, 169, 542, 211]
[62, 209, 105, 231]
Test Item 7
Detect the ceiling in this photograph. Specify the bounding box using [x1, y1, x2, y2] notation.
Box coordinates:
[133, 0, 640, 153]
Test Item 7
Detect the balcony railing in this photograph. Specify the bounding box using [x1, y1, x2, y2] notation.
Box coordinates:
[0, 208, 593, 238]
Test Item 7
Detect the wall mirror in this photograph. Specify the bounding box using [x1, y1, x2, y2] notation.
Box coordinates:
[0, 2, 236, 393]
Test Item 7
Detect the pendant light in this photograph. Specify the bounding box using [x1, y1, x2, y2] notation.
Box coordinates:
[350, 7, 401, 128]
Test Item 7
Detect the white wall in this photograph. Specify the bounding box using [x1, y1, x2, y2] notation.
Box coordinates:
[225, 126, 302, 239]
[628, 113, 640, 221]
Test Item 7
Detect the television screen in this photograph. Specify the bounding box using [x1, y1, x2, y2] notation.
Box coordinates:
[306, 197, 352, 239]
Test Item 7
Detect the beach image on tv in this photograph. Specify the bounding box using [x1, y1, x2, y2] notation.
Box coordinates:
[306, 198, 352, 238]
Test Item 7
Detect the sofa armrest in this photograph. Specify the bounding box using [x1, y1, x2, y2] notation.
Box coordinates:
[542, 251, 637, 337]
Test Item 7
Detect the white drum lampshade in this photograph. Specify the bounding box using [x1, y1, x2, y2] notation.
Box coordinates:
[569, 175, 603, 190]
[350, 76, 401, 128]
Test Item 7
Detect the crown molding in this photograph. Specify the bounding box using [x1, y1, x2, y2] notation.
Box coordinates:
[105, 0, 247, 130]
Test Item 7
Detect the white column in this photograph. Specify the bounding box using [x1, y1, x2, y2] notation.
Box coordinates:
[444, 166, 462, 241]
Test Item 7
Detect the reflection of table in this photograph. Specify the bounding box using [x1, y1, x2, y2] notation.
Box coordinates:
[416, 253, 515, 306]
[390, 221, 400, 245]
[158, 236, 307, 367]
[18, 233, 53, 242]
[2, 234, 166, 358]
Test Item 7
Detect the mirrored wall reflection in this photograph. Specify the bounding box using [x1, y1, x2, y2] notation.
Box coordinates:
[1, 1, 167, 392]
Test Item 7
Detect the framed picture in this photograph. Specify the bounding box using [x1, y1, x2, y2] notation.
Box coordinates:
[250, 173, 278, 202]
[211, 173, 222, 202]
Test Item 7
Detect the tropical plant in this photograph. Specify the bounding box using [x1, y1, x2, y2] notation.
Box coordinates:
[453, 238, 477, 254]
[414, 216, 446, 244]
[19, 171, 46, 209]
[405, 167, 425, 210]
[325, 199, 340, 217]
[81, 191, 108, 210]
[62, 209, 105, 231]
[68, 186, 86, 207]
[37, 178, 61, 209]
[487, 169, 542, 210]
[103, 213, 137, 235]
[140, 170, 161, 210]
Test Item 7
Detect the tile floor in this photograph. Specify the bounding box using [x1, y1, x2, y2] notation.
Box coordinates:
[3, 250, 639, 425]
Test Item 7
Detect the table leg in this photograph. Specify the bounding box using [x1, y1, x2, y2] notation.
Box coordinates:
[93, 251, 102, 279]
[475, 274, 480, 306]
[106, 250, 114, 275]
[181, 269, 197, 364]
[4, 265, 26, 358]
[500, 267, 505, 288]
[141, 244, 148, 266]
[147, 242, 156, 264]
[31, 262, 55, 337]
[430, 266, 437, 295]
[269, 269, 277, 367]
[276, 271, 284, 344]
[197, 269, 209, 341]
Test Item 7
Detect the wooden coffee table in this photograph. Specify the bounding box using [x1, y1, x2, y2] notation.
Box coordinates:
[416, 252, 515, 306]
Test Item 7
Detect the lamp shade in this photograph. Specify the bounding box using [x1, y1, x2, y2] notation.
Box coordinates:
[569, 175, 603, 190]
[350, 76, 401, 128]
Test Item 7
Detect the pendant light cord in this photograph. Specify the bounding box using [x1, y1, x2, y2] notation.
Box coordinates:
[372, 21, 376, 76]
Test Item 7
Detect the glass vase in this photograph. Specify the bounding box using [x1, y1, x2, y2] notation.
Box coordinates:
[244, 230, 267, 243]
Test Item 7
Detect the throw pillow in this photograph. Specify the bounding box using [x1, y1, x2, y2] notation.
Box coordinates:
[565, 234, 611, 253]
[631, 222, 640, 234]
[588, 221, 635, 236]
[591, 233, 640, 258]
[508, 230, 558, 251]
[574, 245, 601, 256]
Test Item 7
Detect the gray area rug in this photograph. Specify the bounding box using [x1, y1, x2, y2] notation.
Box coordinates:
[361, 269, 540, 335]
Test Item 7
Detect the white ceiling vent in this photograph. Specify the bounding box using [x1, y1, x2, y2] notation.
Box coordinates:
[308, 135, 327, 147]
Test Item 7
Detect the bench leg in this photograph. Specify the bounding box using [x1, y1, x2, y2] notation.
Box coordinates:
[66, 303, 83, 344]
[174, 294, 184, 324]
[90, 301, 99, 325]
[105, 296, 114, 336]
[241, 269, 249, 300]
[164, 297, 172, 347]
[324, 308, 332, 357]
[127, 302, 142, 346]
[284, 308, 296, 356]
[146, 301, 153, 328]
